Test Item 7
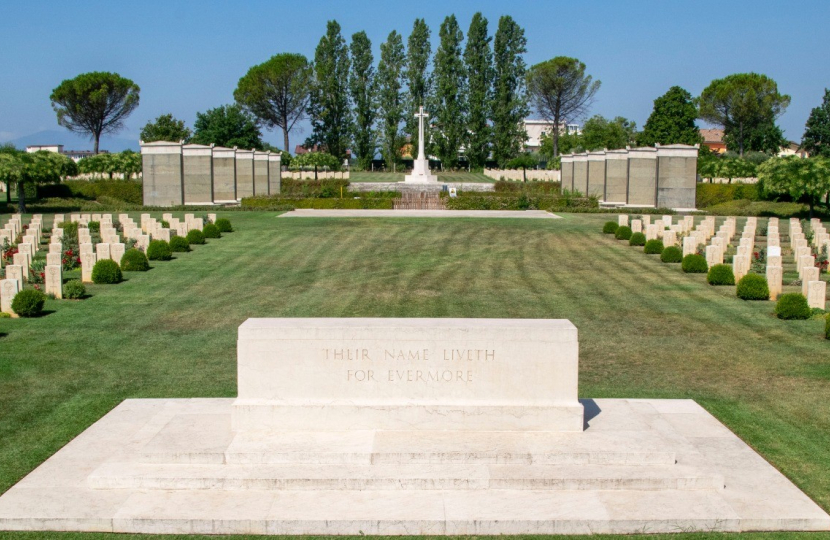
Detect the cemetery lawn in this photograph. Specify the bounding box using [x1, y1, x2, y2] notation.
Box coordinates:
[350, 170, 494, 182]
[1, 211, 830, 540]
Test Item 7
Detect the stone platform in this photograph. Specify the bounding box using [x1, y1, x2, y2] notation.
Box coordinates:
[280, 209, 560, 218]
[1, 397, 828, 535]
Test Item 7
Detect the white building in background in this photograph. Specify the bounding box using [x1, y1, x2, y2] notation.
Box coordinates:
[25, 144, 107, 162]
[522, 119, 581, 152]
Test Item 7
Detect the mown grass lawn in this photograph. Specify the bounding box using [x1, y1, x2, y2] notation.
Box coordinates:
[350, 170, 494, 183]
[0, 211, 829, 540]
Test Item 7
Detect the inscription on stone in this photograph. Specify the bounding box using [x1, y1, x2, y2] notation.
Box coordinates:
[322, 347, 495, 383]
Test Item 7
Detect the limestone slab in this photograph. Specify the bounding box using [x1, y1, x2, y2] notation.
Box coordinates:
[1, 398, 828, 534]
[280, 209, 561, 218]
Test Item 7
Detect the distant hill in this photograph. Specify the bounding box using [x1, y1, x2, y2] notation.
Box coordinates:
[6, 130, 140, 152]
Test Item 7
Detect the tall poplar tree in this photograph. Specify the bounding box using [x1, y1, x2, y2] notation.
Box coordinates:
[404, 19, 432, 159]
[464, 13, 493, 169]
[432, 14, 466, 169]
[306, 20, 352, 160]
[376, 31, 406, 172]
[491, 16, 529, 167]
[349, 31, 376, 169]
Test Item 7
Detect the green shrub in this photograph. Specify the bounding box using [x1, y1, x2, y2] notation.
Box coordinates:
[629, 232, 646, 246]
[707, 264, 735, 286]
[121, 248, 150, 271]
[775, 293, 812, 320]
[59, 221, 79, 238]
[644, 239, 664, 254]
[736, 274, 770, 300]
[215, 218, 233, 232]
[92, 259, 122, 284]
[160, 219, 170, 228]
[825, 314, 830, 340]
[0, 312, 10, 318]
[203, 223, 221, 239]
[12, 289, 46, 317]
[682, 254, 708, 273]
[39, 179, 143, 205]
[614, 226, 632, 240]
[603, 221, 619, 234]
[169, 236, 191, 252]
[88, 221, 100, 233]
[660, 246, 683, 263]
[186, 229, 206, 245]
[696, 183, 760, 208]
[146, 240, 173, 261]
[63, 280, 86, 299]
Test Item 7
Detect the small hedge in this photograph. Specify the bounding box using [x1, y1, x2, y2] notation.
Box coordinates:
[614, 226, 632, 240]
[628, 232, 646, 246]
[775, 293, 812, 320]
[682, 254, 708, 273]
[12, 289, 46, 317]
[644, 239, 664, 254]
[660, 246, 683, 263]
[825, 314, 830, 340]
[147, 240, 173, 261]
[603, 221, 619, 234]
[63, 280, 86, 299]
[186, 229, 206, 245]
[203, 223, 221, 239]
[736, 274, 770, 300]
[707, 264, 735, 286]
[92, 259, 122, 284]
[170, 236, 191, 252]
[121, 248, 150, 271]
[215, 218, 233, 232]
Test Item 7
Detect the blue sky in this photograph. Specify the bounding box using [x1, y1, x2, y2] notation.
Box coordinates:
[1, 0, 827, 152]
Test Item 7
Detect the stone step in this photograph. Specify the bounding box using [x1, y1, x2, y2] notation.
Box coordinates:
[136, 429, 679, 466]
[88, 462, 723, 491]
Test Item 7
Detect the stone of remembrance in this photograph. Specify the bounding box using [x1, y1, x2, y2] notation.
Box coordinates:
[0, 318, 827, 535]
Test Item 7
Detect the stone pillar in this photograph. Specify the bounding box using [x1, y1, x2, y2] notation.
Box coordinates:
[572, 154, 589, 196]
[560, 155, 575, 192]
[212, 146, 237, 203]
[182, 144, 214, 205]
[586, 151, 606, 199]
[268, 153, 282, 195]
[604, 149, 628, 204]
[627, 147, 658, 207]
[235, 149, 255, 199]
[140, 141, 184, 207]
[254, 151, 270, 196]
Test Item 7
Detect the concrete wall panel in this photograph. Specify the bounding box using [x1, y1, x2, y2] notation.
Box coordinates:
[587, 157, 606, 198]
[236, 153, 255, 199]
[213, 156, 236, 202]
[657, 154, 697, 209]
[254, 153, 269, 196]
[183, 154, 213, 204]
[573, 158, 588, 196]
[604, 158, 628, 204]
[142, 152, 182, 207]
[627, 158, 657, 206]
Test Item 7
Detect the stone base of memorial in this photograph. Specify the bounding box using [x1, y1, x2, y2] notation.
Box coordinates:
[0, 318, 827, 535]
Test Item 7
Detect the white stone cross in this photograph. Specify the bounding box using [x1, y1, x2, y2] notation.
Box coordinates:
[415, 106, 428, 161]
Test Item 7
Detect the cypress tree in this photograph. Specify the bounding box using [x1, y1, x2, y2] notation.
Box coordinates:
[306, 20, 352, 160]
[376, 31, 406, 172]
[802, 89, 830, 158]
[404, 19, 432, 160]
[432, 14, 466, 169]
[349, 31, 376, 170]
[491, 16, 529, 167]
[464, 13, 493, 169]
